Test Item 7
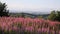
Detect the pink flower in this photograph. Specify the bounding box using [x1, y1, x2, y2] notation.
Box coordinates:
[12, 26, 18, 31]
[25, 26, 34, 32]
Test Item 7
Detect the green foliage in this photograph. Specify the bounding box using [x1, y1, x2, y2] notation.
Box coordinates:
[55, 11, 60, 21]
[29, 22, 32, 26]
[0, 2, 9, 17]
[48, 10, 60, 21]
[9, 30, 17, 34]
[37, 16, 43, 19]
[48, 10, 56, 21]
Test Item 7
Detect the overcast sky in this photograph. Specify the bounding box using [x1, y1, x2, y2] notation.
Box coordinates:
[0, 0, 60, 12]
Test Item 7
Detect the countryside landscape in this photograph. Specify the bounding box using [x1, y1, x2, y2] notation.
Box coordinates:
[0, 0, 60, 34]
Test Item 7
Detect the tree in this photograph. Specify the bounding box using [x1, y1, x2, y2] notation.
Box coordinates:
[48, 10, 60, 21]
[0, 2, 9, 17]
[48, 10, 56, 21]
[55, 11, 60, 21]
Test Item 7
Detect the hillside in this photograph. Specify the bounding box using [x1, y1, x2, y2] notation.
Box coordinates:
[9, 12, 50, 19]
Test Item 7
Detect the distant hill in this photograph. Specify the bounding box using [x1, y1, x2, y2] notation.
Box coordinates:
[9, 12, 50, 19]
[9, 10, 50, 19]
